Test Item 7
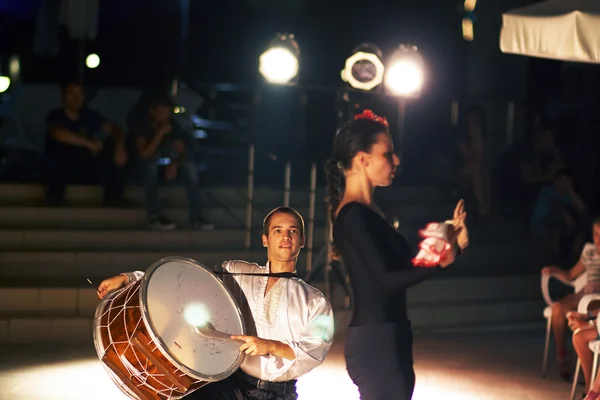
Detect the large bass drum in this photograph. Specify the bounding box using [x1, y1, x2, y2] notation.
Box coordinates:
[93, 256, 246, 400]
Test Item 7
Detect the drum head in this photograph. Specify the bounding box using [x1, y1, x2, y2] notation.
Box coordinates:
[140, 257, 246, 382]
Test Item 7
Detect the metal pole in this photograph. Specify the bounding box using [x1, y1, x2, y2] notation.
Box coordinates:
[283, 162, 291, 207]
[78, 39, 85, 82]
[245, 145, 255, 250]
[506, 101, 515, 146]
[306, 163, 317, 274]
[397, 98, 406, 156]
[324, 219, 333, 301]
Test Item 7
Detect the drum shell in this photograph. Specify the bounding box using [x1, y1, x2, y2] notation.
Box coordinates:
[94, 278, 206, 400]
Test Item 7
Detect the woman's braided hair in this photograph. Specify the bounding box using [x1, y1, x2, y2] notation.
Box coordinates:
[325, 110, 390, 258]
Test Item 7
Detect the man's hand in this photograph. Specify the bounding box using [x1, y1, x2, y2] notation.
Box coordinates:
[157, 123, 172, 137]
[97, 275, 129, 299]
[165, 164, 178, 182]
[88, 139, 103, 155]
[114, 145, 128, 166]
[231, 335, 296, 360]
[232, 335, 275, 357]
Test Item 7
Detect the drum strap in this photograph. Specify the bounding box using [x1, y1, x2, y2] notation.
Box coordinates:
[214, 271, 299, 279]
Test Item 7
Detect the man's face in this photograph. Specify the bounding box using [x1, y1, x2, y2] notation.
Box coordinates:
[262, 212, 305, 263]
[554, 175, 572, 194]
[150, 105, 172, 124]
[63, 84, 85, 111]
[593, 223, 600, 252]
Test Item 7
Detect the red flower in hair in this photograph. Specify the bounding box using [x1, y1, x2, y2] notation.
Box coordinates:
[354, 109, 389, 127]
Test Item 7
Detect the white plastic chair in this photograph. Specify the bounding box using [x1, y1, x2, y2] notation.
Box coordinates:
[541, 271, 588, 378]
[569, 294, 600, 400]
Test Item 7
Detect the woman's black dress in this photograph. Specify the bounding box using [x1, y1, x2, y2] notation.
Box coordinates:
[333, 202, 442, 400]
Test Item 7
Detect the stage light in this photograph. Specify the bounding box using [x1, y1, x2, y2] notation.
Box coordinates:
[385, 45, 424, 97]
[0, 76, 10, 93]
[464, 0, 477, 12]
[9, 55, 20, 80]
[341, 43, 385, 91]
[86, 53, 100, 69]
[462, 17, 474, 41]
[259, 33, 300, 84]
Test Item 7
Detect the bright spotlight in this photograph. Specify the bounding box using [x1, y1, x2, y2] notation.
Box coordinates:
[86, 53, 100, 69]
[464, 0, 477, 12]
[0, 76, 10, 93]
[9, 55, 20, 80]
[385, 45, 424, 97]
[341, 44, 385, 91]
[462, 17, 474, 41]
[259, 33, 300, 84]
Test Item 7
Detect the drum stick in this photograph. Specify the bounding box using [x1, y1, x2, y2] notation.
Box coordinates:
[193, 323, 245, 346]
[87, 278, 101, 294]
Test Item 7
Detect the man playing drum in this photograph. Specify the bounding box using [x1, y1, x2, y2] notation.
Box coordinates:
[97, 206, 335, 400]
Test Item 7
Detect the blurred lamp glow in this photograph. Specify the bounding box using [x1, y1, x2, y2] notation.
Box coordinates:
[385, 45, 424, 97]
[462, 18, 474, 41]
[260, 48, 298, 84]
[0, 76, 10, 93]
[341, 49, 385, 91]
[9, 55, 20, 79]
[464, 0, 477, 12]
[259, 33, 300, 84]
[86, 53, 100, 69]
[184, 303, 211, 327]
[385, 61, 423, 96]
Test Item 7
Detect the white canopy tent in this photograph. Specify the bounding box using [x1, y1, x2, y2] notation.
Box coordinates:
[500, 0, 600, 64]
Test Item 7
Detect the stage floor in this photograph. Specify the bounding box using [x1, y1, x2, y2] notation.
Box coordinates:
[0, 327, 578, 400]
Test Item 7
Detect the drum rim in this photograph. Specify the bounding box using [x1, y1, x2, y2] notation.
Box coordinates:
[139, 255, 247, 382]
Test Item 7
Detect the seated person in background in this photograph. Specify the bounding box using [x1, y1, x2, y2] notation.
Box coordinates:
[568, 308, 600, 396]
[131, 93, 212, 230]
[531, 169, 589, 260]
[518, 127, 566, 208]
[541, 217, 600, 379]
[45, 81, 128, 206]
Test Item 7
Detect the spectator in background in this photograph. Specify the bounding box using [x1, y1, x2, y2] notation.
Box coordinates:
[531, 169, 590, 260]
[457, 105, 491, 219]
[45, 81, 128, 206]
[131, 93, 213, 230]
[520, 127, 565, 202]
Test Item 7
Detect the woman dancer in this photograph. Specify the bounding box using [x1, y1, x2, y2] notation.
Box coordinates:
[326, 110, 469, 399]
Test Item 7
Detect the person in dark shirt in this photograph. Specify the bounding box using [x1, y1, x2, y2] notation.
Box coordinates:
[325, 110, 469, 400]
[131, 94, 213, 230]
[45, 81, 128, 206]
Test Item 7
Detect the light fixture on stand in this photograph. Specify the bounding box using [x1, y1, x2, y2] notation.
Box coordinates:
[341, 43, 385, 91]
[259, 33, 300, 85]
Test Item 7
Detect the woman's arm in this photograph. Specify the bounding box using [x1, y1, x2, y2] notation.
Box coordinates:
[336, 204, 441, 291]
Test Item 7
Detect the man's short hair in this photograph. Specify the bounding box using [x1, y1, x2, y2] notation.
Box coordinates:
[61, 80, 84, 95]
[262, 207, 305, 237]
[147, 93, 173, 109]
[594, 216, 600, 227]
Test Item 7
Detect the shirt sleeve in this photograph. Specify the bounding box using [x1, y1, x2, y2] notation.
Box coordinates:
[121, 271, 145, 284]
[263, 295, 335, 380]
[88, 109, 109, 133]
[581, 243, 596, 267]
[337, 204, 440, 292]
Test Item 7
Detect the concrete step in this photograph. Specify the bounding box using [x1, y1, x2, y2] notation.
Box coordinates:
[0, 274, 546, 343]
[0, 250, 270, 279]
[0, 228, 327, 251]
[0, 183, 448, 207]
[0, 238, 549, 281]
[0, 316, 91, 343]
[0, 205, 326, 230]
